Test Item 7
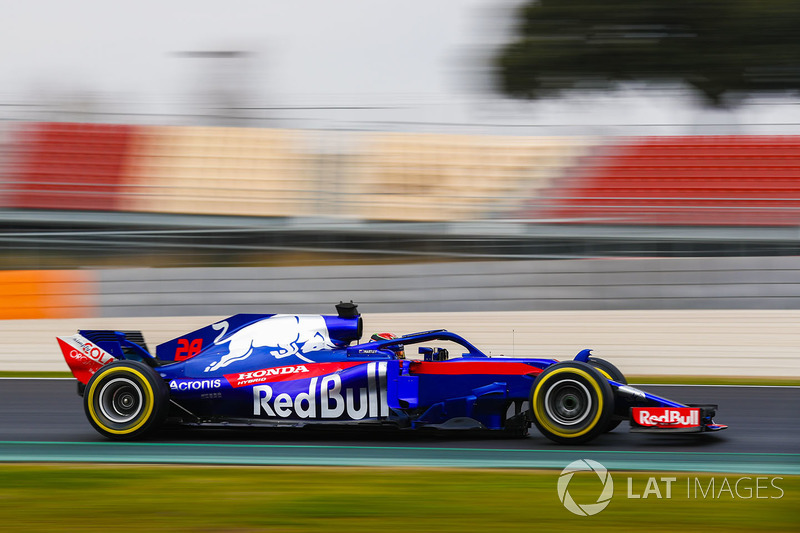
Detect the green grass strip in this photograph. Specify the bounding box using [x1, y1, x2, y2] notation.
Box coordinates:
[629, 375, 800, 386]
[0, 465, 795, 532]
[0, 371, 74, 378]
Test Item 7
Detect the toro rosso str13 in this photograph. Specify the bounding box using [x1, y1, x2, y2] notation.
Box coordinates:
[57, 303, 726, 443]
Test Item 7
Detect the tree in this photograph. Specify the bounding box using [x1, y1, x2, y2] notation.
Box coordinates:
[495, 0, 800, 107]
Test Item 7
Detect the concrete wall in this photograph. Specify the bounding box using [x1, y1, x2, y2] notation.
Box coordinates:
[96, 256, 800, 317]
[5, 256, 800, 376]
[7, 309, 800, 377]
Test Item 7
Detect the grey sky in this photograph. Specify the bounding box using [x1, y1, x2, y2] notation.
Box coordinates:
[1, 0, 796, 134]
[0, 1, 508, 101]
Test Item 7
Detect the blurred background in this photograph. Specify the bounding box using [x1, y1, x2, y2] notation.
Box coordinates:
[2, 0, 800, 377]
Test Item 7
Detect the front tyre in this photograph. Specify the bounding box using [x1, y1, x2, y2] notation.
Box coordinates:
[83, 361, 168, 440]
[530, 361, 614, 444]
[588, 357, 627, 385]
[588, 356, 627, 433]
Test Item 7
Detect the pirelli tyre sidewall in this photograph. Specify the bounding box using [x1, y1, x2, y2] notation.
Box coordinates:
[588, 356, 627, 433]
[588, 357, 627, 385]
[84, 361, 168, 440]
[530, 361, 614, 444]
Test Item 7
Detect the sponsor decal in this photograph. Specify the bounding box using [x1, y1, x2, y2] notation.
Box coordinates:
[226, 364, 310, 388]
[169, 379, 222, 391]
[632, 407, 700, 428]
[66, 349, 99, 370]
[252, 362, 388, 420]
[67, 349, 91, 366]
[225, 362, 362, 388]
[72, 334, 116, 366]
[58, 335, 117, 383]
[204, 315, 337, 372]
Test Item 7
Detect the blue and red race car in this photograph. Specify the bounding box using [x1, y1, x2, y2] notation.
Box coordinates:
[57, 303, 726, 443]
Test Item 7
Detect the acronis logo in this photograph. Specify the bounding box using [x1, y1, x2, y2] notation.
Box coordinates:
[169, 379, 222, 391]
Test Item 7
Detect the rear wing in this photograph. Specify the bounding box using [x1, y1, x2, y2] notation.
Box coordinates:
[78, 329, 154, 362]
[57, 330, 156, 384]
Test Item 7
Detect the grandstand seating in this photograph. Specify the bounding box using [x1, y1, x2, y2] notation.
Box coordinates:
[525, 136, 800, 226]
[4, 122, 133, 211]
[348, 133, 593, 221]
[5, 123, 800, 227]
[121, 127, 315, 217]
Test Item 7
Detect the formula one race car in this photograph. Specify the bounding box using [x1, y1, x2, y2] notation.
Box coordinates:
[57, 303, 726, 443]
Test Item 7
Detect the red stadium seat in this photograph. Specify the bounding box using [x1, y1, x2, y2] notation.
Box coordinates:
[522, 136, 800, 226]
[6, 122, 136, 211]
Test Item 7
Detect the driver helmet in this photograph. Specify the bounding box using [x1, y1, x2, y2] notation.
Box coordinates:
[370, 332, 405, 359]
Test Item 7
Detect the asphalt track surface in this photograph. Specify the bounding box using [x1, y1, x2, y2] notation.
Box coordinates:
[1, 379, 796, 454]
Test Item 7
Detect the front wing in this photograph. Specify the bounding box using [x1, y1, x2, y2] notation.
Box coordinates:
[613, 383, 727, 433]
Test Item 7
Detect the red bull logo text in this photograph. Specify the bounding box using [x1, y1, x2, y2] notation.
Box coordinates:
[633, 407, 700, 428]
[253, 362, 388, 420]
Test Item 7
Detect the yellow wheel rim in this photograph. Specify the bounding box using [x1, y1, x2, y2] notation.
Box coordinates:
[87, 367, 155, 435]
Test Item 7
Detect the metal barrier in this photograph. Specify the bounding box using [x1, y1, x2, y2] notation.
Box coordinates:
[93, 256, 800, 317]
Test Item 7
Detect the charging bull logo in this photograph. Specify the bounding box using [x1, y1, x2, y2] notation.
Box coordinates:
[204, 315, 336, 372]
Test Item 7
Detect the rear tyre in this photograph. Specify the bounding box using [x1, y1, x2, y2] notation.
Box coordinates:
[83, 361, 168, 440]
[529, 361, 614, 444]
[588, 357, 626, 433]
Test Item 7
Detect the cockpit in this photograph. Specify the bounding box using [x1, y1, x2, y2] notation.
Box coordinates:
[347, 329, 488, 361]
